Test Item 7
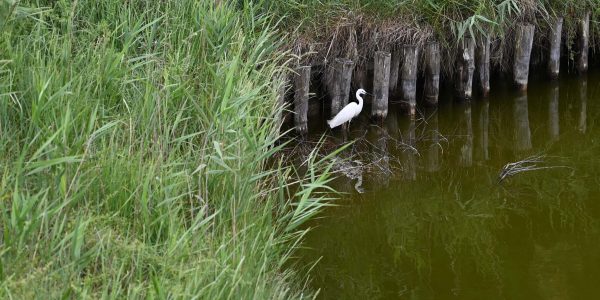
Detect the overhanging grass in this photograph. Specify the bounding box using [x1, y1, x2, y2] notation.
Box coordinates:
[0, 1, 336, 298]
[261, 0, 599, 74]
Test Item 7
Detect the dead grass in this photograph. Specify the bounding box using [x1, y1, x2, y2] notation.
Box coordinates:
[279, 1, 598, 81]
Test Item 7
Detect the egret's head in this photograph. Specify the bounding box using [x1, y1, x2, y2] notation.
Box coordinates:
[357, 89, 367, 96]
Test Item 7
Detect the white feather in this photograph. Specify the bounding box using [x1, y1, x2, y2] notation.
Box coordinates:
[327, 89, 366, 129]
[327, 102, 359, 128]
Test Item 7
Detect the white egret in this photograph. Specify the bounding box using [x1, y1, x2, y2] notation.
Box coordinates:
[327, 88, 366, 129]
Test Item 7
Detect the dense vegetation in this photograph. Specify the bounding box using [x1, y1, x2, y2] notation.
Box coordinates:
[0, 0, 597, 299]
[264, 0, 599, 73]
[0, 1, 333, 298]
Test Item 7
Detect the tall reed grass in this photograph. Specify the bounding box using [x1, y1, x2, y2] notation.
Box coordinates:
[0, 1, 335, 298]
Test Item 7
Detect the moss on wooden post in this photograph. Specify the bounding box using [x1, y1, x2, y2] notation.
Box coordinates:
[513, 23, 535, 91]
[293, 66, 310, 134]
[372, 51, 391, 120]
[424, 42, 440, 106]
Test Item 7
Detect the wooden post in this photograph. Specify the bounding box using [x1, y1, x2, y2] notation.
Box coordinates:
[513, 93, 532, 151]
[476, 36, 491, 97]
[513, 23, 535, 91]
[293, 66, 310, 134]
[331, 58, 354, 118]
[389, 49, 401, 92]
[548, 83, 559, 141]
[548, 18, 563, 79]
[401, 45, 419, 115]
[455, 37, 475, 100]
[372, 51, 391, 120]
[353, 66, 368, 90]
[424, 42, 441, 106]
[577, 12, 590, 73]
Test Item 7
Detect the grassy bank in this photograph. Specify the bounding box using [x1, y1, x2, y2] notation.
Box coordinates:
[0, 1, 334, 298]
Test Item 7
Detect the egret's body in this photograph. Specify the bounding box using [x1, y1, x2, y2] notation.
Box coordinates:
[327, 89, 366, 129]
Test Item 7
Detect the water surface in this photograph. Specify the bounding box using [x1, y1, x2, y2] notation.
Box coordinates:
[299, 70, 600, 299]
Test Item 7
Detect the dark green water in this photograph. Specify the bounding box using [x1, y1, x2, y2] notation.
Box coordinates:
[299, 70, 600, 299]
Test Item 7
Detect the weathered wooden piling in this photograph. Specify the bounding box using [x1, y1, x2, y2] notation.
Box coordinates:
[548, 84, 559, 141]
[389, 49, 401, 92]
[401, 45, 419, 115]
[331, 58, 354, 120]
[455, 38, 475, 100]
[424, 42, 441, 106]
[293, 66, 310, 134]
[372, 51, 391, 120]
[353, 67, 368, 90]
[577, 12, 590, 73]
[513, 23, 535, 91]
[513, 93, 532, 151]
[548, 18, 563, 79]
[476, 37, 491, 97]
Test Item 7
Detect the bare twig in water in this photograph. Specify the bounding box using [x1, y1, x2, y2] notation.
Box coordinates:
[497, 155, 572, 184]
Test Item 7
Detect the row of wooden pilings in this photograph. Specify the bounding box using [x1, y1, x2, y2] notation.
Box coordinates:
[287, 15, 591, 134]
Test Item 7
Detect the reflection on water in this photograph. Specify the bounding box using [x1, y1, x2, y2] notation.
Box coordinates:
[458, 102, 473, 167]
[401, 117, 417, 181]
[548, 83, 560, 141]
[478, 100, 490, 161]
[579, 78, 587, 133]
[513, 92, 532, 151]
[369, 124, 390, 188]
[425, 110, 440, 172]
[297, 70, 600, 299]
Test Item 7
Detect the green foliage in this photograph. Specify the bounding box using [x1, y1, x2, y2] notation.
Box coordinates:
[0, 1, 334, 298]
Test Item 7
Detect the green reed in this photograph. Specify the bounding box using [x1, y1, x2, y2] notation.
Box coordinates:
[0, 1, 336, 298]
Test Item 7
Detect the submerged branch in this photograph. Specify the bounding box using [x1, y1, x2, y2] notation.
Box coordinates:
[497, 154, 572, 184]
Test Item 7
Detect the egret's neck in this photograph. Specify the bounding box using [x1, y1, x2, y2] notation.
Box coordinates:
[355, 92, 364, 105]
